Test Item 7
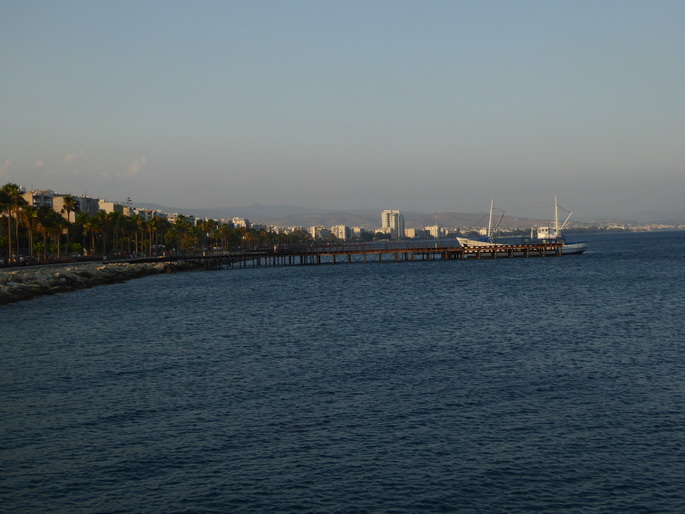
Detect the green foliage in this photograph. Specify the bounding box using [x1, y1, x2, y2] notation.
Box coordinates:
[1, 181, 374, 260]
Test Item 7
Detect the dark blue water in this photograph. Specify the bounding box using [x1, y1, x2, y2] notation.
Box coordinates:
[2, 231, 685, 512]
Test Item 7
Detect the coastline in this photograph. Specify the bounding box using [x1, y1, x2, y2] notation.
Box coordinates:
[0, 261, 192, 306]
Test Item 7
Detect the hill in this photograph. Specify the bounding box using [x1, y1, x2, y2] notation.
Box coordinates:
[136, 203, 557, 230]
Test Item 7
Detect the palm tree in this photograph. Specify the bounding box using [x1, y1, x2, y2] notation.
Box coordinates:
[216, 224, 233, 250]
[36, 206, 54, 260]
[147, 216, 166, 255]
[61, 194, 79, 224]
[60, 194, 79, 253]
[79, 212, 102, 256]
[0, 188, 9, 260]
[120, 215, 137, 256]
[19, 205, 40, 259]
[130, 215, 145, 255]
[53, 213, 67, 258]
[94, 211, 110, 256]
[41, 207, 67, 259]
[198, 219, 216, 250]
[171, 215, 192, 251]
[1, 183, 26, 260]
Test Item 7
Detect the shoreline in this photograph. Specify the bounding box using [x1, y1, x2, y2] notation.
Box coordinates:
[0, 261, 193, 306]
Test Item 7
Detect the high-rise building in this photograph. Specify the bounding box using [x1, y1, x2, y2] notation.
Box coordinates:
[331, 225, 350, 241]
[309, 226, 331, 240]
[381, 210, 405, 239]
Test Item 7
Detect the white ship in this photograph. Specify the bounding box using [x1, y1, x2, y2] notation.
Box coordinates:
[531, 197, 588, 255]
[457, 198, 588, 255]
[456, 200, 506, 248]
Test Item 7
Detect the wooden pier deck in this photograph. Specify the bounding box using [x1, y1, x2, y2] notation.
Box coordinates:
[161, 241, 565, 270]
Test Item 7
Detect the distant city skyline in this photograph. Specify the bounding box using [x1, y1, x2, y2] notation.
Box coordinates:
[2, 1, 684, 220]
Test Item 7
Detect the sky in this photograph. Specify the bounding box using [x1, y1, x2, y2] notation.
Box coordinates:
[1, 0, 684, 220]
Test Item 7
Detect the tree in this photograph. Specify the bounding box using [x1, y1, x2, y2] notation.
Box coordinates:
[87, 211, 109, 256]
[1, 183, 26, 260]
[216, 224, 234, 250]
[51, 213, 67, 258]
[36, 206, 55, 260]
[170, 215, 192, 251]
[131, 215, 145, 255]
[19, 205, 40, 259]
[60, 194, 79, 252]
[198, 219, 216, 249]
[104, 211, 124, 255]
[148, 216, 169, 255]
[287, 229, 313, 244]
[61, 194, 79, 223]
[0, 188, 9, 259]
[79, 212, 102, 256]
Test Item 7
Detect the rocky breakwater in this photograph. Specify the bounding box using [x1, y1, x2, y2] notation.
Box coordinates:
[0, 261, 187, 305]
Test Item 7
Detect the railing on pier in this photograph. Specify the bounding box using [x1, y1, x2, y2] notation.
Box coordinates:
[151, 241, 565, 270]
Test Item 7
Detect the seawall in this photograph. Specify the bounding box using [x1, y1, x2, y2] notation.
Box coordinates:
[0, 261, 190, 306]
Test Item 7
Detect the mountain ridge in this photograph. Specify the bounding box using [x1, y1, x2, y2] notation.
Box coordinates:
[134, 203, 601, 230]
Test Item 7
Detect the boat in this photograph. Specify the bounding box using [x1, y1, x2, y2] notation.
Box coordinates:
[457, 197, 588, 255]
[528, 197, 588, 254]
[456, 200, 506, 248]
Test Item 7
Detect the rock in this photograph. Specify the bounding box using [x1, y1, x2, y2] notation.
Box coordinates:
[0, 261, 196, 305]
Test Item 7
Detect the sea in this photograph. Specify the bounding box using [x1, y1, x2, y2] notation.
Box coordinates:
[2, 231, 685, 513]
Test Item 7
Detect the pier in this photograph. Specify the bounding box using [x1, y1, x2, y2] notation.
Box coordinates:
[157, 241, 565, 270]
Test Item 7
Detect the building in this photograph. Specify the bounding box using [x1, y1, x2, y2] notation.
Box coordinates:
[168, 213, 196, 225]
[232, 217, 251, 229]
[331, 225, 350, 241]
[79, 196, 100, 217]
[132, 208, 159, 221]
[351, 227, 367, 240]
[98, 199, 124, 214]
[405, 228, 424, 239]
[22, 189, 53, 209]
[381, 209, 405, 240]
[425, 225, 444, 239]
[309, 226, 331, 240]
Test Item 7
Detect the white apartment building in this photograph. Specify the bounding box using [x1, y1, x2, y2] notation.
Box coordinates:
[168, 213, 196, 225]
[426, 225, 444, 239]
[98, 199, 124, 214]
[351, 227, 365, 239]
[232, 217, 251, 229]
[309, 226, 331, 240]
[331, 225, 350, 241]
[381, 209, 405, 240]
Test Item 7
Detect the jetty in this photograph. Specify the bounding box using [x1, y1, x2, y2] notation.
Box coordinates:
[164, 241, 566, 270]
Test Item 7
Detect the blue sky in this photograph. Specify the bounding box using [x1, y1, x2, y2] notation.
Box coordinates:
[1, 0, 683, 219]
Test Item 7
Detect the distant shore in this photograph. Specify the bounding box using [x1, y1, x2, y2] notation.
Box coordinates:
[0, 261, 192, 306]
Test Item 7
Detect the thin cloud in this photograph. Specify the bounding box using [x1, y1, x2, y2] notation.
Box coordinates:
[62, 150, 85, 165]
[0, 160, 11, 173]
[128, 156, 146, 177]
[34, 159, 45, 167]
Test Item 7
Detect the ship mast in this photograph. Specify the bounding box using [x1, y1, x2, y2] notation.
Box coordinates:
[552, 196, 574, 238]
[487, 199, 494, 239]
[555, 196, 559, 237]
